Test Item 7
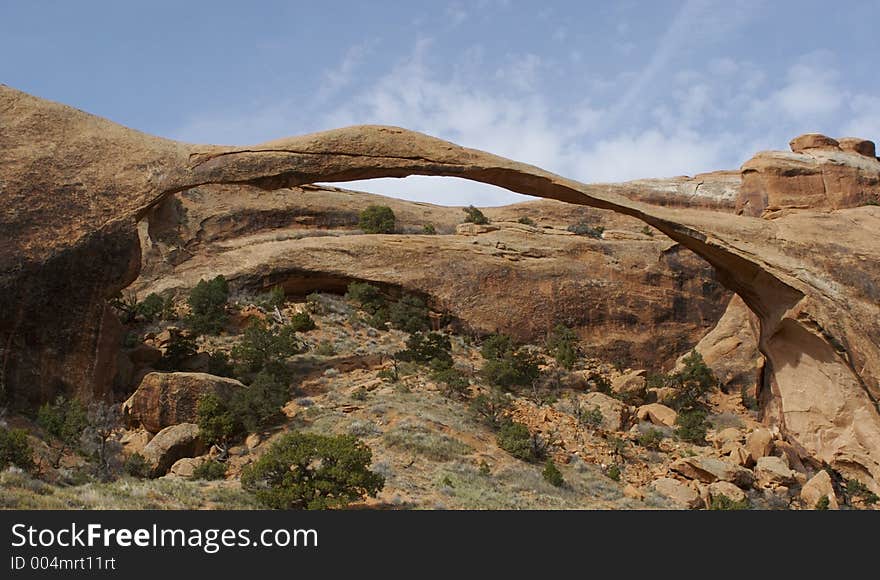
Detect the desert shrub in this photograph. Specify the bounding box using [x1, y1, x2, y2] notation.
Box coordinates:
[422, 224, 437, 235]
[359, 205, 396, 234]
[383, 423, 471, 461]
[207, 350, 235, 378]
[567, 223, 605, 238]
[241, 432, 384, 509]
[482, 350, 541, 390]
[0, 427, 33, 470]
[37, 396, 88, 451]
[641, 225, 655, 237]
[546, 324, 579, 370]
[430, 363, 470, 398]
[710, 495, 750, 510]
[471, 390, 510, 426]
[192, 460, 227, 481]
[229, 372, 290, 433]
[388, 294, 430, 333]
[135, 293, 165, 322]
[462, 205, 489, 225]
[815, 496, 830, 510]
[674, 409, 709, 445]
[156, 330, 198, 371]
[197, 393, 243, 449]
[577, 405, 604, 430]
[587, 372, 613, 394]
[82, 401, 122, 479]
[288, 312, 317, 332]
[232, 319, 303, 378]
[654, 350, 717, 412]
[397, 332, 452, 365]
[496, 421, 545, 462]
[123, 452, 151, 478]
[109, 291, 139, 323]
[345, 282, 385, 314]
[605, 464, 621, 481]
[517, 216, 536, 226]
[481, 333, 515, 361]
[187, 275, 229, 335]
[636, 428, 665, 451]
[845, 479, 879, 505]
[315, 341, 337, 356]
[542, 459, 564, 487]
[258, 286, 286, 311]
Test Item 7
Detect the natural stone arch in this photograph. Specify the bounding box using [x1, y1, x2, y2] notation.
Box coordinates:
[2, 84, 879, 490]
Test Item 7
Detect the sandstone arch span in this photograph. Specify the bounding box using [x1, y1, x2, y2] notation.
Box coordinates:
[2, 84, 879, 489]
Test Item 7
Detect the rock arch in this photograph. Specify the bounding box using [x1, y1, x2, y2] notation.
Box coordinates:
[2, 84, 879, 489]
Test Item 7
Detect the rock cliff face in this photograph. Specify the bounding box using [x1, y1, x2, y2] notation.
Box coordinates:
[134, 184, 730, 369]
[1, 84, 879, 490]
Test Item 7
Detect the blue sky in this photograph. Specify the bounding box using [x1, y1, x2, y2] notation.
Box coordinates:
[3, 1, 879, 205]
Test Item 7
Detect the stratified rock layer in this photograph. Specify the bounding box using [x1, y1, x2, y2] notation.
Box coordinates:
[1, 85, 879, 491]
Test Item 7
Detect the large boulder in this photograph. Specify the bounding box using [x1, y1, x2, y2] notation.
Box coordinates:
[671, 456, 755, 488]
[142, 423, 205, 476]
[650, 478, 702, 509]
[789, 133, 840, 153]
[636, 403, 677, 427]
[755, 456, 798, 487]
[122, 372, 246, 434]
[800, 470, 839, 510]
[580, 392, 627, 431]
[708, 481, 747, 504]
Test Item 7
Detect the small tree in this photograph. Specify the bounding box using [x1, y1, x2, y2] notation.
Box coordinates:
[192, 460, 227, 480]
[135, 293, 165, 322]
[123, 453, 151, 478]
[546, 324, 579, 370]
[229, 372, 290, 433]
[542, 459, 564, 487]
[345, 282, 386, 314]
[37, 396, 89, 466]
[359, 205, 396, 234]
[288, 312, 317, 332]
[197, 393, 243, 454]
[482, 349, 541, 391]
[241, 432, 385, 509]
[388, 294, 430, 333]
[674, 409, 709, 445]
[232, 319, 303, 378]
[430, 361, 470, 398]
[0, 427, 33, 470]
[156, 329, 198, 371]
[397, 332, 452, 365]
[187, 275, 230, 335]
[496, 420, 544, 462]
[82, 401, 122, 480]
[517, 216, 536, 226]
[462, 205, 489, 225]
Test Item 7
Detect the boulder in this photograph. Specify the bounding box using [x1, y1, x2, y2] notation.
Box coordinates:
[713, 427, 744, 450]
[745, 428, 774, 462]
[612, 369, 647, 401]
[838, 137, 876, 158]
[651, 478, 702, 509]
[671, 456, 755, 488]
[142, 423, 205, 476]
[455, 223, 499, 236]
[727, 445, 753, 467]
[708, 481, 748, 504]
[755, 456, 797, 487]
[789, 133, 840, 153]
[637, 403, 677, 427]
[122, 372, 246, 434]
[120, 429, 152, 456]
[623, 484, 645, 501]
[580, 392, 627, 431]
[169, 456, 207, 478]
[800, 470, 839, 510]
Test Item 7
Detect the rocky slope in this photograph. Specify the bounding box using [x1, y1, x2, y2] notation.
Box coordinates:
[1, 84, 879, 492]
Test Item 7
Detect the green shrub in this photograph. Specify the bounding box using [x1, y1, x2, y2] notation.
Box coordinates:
[654, 350, 717, 412]
[462, 205, 489, 225]
[288, 312, 317, 332]
[815, 496, 830, 510]
[315, 341, 337, 356]
[359, 205, 396, 234]
[740, 385, 759, 411]
[636, 428, 665, 451]
[229, 371, 290, 433]
[845, 479, 879, 505]
[641, 225, 655, 237]
[388, 294, 430, 333]
[674, 409, 709, 445]
[471, 390, 510, 425]
[135, 293, 165, 322]
[192, 460, 227, 481]
[482, 349, 541, 390]
[123, 452, 151, 478]
[605, 464, 621, 481]
[241, 431, 384, 509]
[542, 459, 564, 487]
[517, 216, 536, 226]
[578, 405, 604, 430]
[259, 286, 286, 310]
[496, 421, 544, 462]
[546, 324, 578, 370]
[232, 319, 303, 377]
[430, 363, 470, 398]
[187, 275, 230, 335]
[710, 495, 750, 510]
[422, 224, 437, 235]
[397, 332, 452, 365]
[480, 333, 515, 361]
[345, 282, 385, 314]
[156, 330, 198, 371]
[0, 427, 34, 470]
[37, 396, 89, 450]
[567, 223, 605, 238]
[197, 393, 243, 449]
[305, 292, 324, 313]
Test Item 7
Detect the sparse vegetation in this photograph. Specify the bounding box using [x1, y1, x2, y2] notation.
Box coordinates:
[186, 275, 229, 335]
[241, 432, 384, 509]
[710, 495, 750, 510]
[232, 319, 303, 379]
[0, 427, 33, 470]
[567, 223, 605, 238]
[636, 428, 665, 451]
[462, 205, 489, 225]
[359, 205, 396, 234]
[37, 396, 89, 462]
[674, 409, 709, 445]
[384, 422, 471, 461]
[845, 478, 879, 505]
[546, 324, 579, 370]
[258, 286, 286, 311]
[123, 453, 151, 478]
[288, 311, 317, 332]
[481, 335, 541, 391]
[422, 224, 437, 235]
[517, 216, 536, 226]
[192, 460, 227, 481]
[496, 420, 545, 463]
